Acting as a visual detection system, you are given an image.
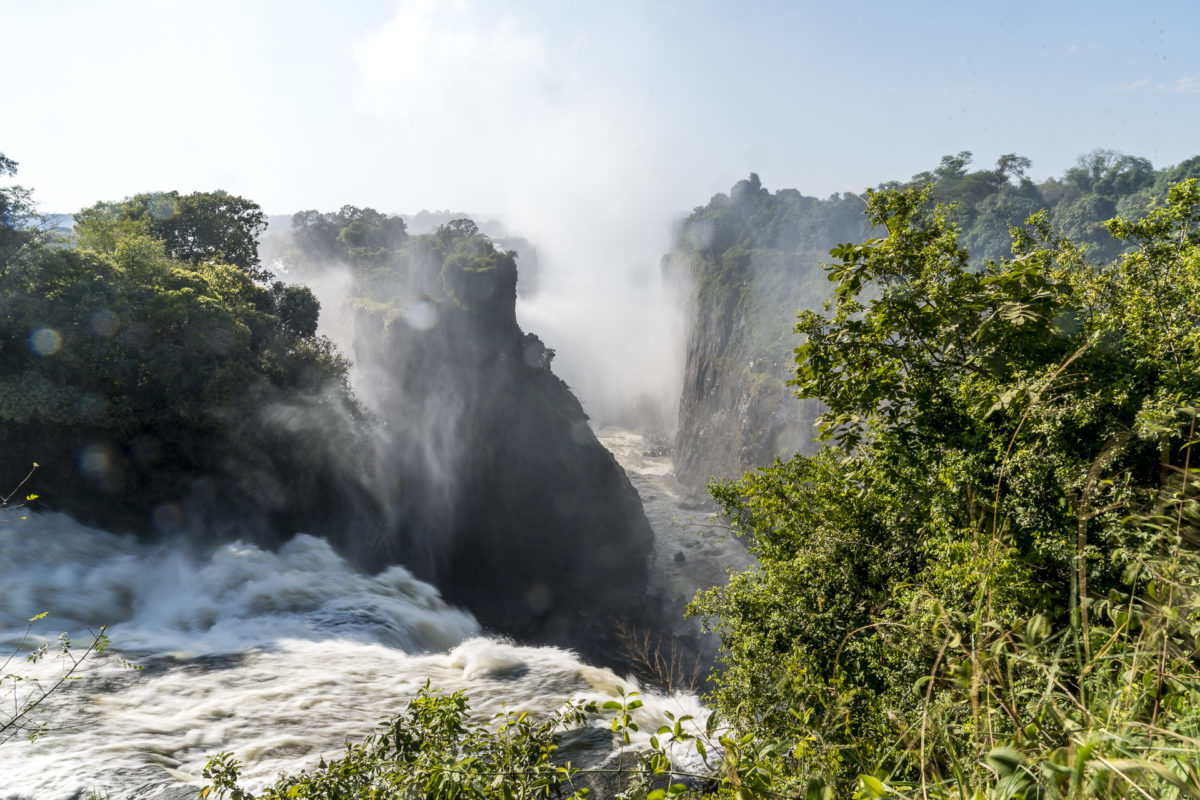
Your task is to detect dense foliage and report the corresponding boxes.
[671,150,1200,488]
[691,179,1200,795]
[278,206,522,314]
[0,153,353,530]
[75,190,270,278]
[0,153,45,270]
[202,685,599,800]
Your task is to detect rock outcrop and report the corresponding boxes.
[5,215,657,664]
[346,232,655,657]
[669,175,874,489]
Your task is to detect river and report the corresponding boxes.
[0,429,746,799]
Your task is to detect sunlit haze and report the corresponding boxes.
[5,0,1198,214]
[5,0,1199,419]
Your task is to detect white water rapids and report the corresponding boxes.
[0,431,746,799]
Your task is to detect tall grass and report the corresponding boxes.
[841,409,1200,800]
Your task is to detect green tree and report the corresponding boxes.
[693,181,1200,785]
[286,206,409,271]
[75,190,268,279]
[1,201,350,529]
[0,152,47,274]
[158,190,267,276]
[202,685,599,800]
[268,281,321,338]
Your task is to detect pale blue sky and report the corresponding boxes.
[4,0,1199,419]
[3,0,1198,218]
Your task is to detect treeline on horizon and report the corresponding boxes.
[682,148,1200,262]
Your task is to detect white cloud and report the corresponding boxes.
[347,0,688,424]
[1114,78,1152,91]
[352,0,554,127]
[1113,76,1200,93]
[1165,76,1200,93]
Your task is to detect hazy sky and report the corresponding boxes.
[4,0,1199,218]
[4,0,1199,422]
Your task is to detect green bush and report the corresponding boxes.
[689,181,1200,796]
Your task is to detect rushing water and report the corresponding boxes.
[0,431,738,799]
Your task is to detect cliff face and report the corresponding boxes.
[341,232,656,658]
[670,176,874,489]
[9,214,657,662]
[671,251,819,489]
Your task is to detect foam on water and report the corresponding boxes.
[0,512,710,799]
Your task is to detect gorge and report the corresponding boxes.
[5,147,1200,799]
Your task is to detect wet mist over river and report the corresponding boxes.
[0,431,741,799]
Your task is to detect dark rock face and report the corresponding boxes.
[342,241,656,660]
[0,407,384,550]
[671,253,820,490]
[668,176,874,490]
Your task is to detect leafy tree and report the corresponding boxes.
[0,152,47,274]
[1064,149,1155,199]
[285,205,408,271]
[268,281,320,338]
[74,190,269,279]
[961,186,1042,262]
[2,188,351,531]
[992,153,1033,186]
[202,685,600,800]
[692,181,1200,786]
[437,217,480,243]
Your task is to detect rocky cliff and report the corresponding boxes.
[670,175,873,489]
[5,211,657,663]
[344,227,656,656]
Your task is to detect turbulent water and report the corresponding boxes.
[0,431,737,800]
[597,429,752,643]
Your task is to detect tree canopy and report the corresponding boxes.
[0,152,47,272]
[692,179,1200,790]
[75,190,269,279]
[1,168,350,531]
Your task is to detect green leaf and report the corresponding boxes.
[986,746,1025,777]
[857,774,888,798]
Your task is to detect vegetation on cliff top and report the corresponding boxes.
[0,155,352,531]
[671,150,1200,487]
[689,178,1200,796]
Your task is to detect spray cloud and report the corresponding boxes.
[351,0,689,428]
